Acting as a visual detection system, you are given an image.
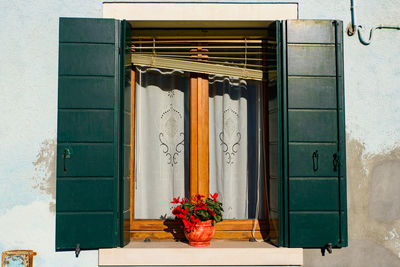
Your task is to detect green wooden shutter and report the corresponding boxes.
[279,20,347,248]
[265,21,281,247]
[56,18,122,250]
[119,20,132,247]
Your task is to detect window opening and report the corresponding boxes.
[127,28,278,242]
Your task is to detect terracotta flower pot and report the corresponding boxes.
[184,220,215,247]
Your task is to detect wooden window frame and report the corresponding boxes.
[129,34,271,241]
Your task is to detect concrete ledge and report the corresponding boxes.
[99,241,303,266]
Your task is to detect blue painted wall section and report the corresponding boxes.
[0,0,400,266]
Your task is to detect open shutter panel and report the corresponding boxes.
[280,20,347,248]
[265,21,281,247]
[120,20,132,247]
[56,18,121,250]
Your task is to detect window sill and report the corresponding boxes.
[98,240,303,266]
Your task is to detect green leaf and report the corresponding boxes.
[214,214,222,223]
[197,210,210,220]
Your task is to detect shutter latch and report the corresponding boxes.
[312,150,319,172]
[63,147,72,172]
[75,243,80,258]
[333,153,340,172]
[321,243,333,256]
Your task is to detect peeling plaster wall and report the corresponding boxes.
[304,136,400,266]
[0,0,400,266]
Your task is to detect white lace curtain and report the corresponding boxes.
[134,67,264,220]
[134,66,189,219]
[209,76,265,219]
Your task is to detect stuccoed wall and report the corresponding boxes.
[0,0,399,266]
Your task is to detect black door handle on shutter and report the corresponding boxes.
[333,153,339,172]
[63,147,72,172]
[312,150,319,172]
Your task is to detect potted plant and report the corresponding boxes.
[171,193,223,247]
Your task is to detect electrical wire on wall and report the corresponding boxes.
[347,0,400,45]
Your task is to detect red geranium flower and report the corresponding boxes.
[171,197,181,204]
[172,205,183,215]
[190,215,200,224]
[194,202,207,211]
[183,207,189,216]
[210,193,218,201]
[171,192,223,230]
[182,218,196,232]
[173,206,190,219]
[208,208,216,215]
[195,194,205,201]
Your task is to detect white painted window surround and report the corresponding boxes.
[100,2,301,266]
[103,2,298,24]
[98,241,303,266]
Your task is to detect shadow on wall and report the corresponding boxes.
[304,134,400,267]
